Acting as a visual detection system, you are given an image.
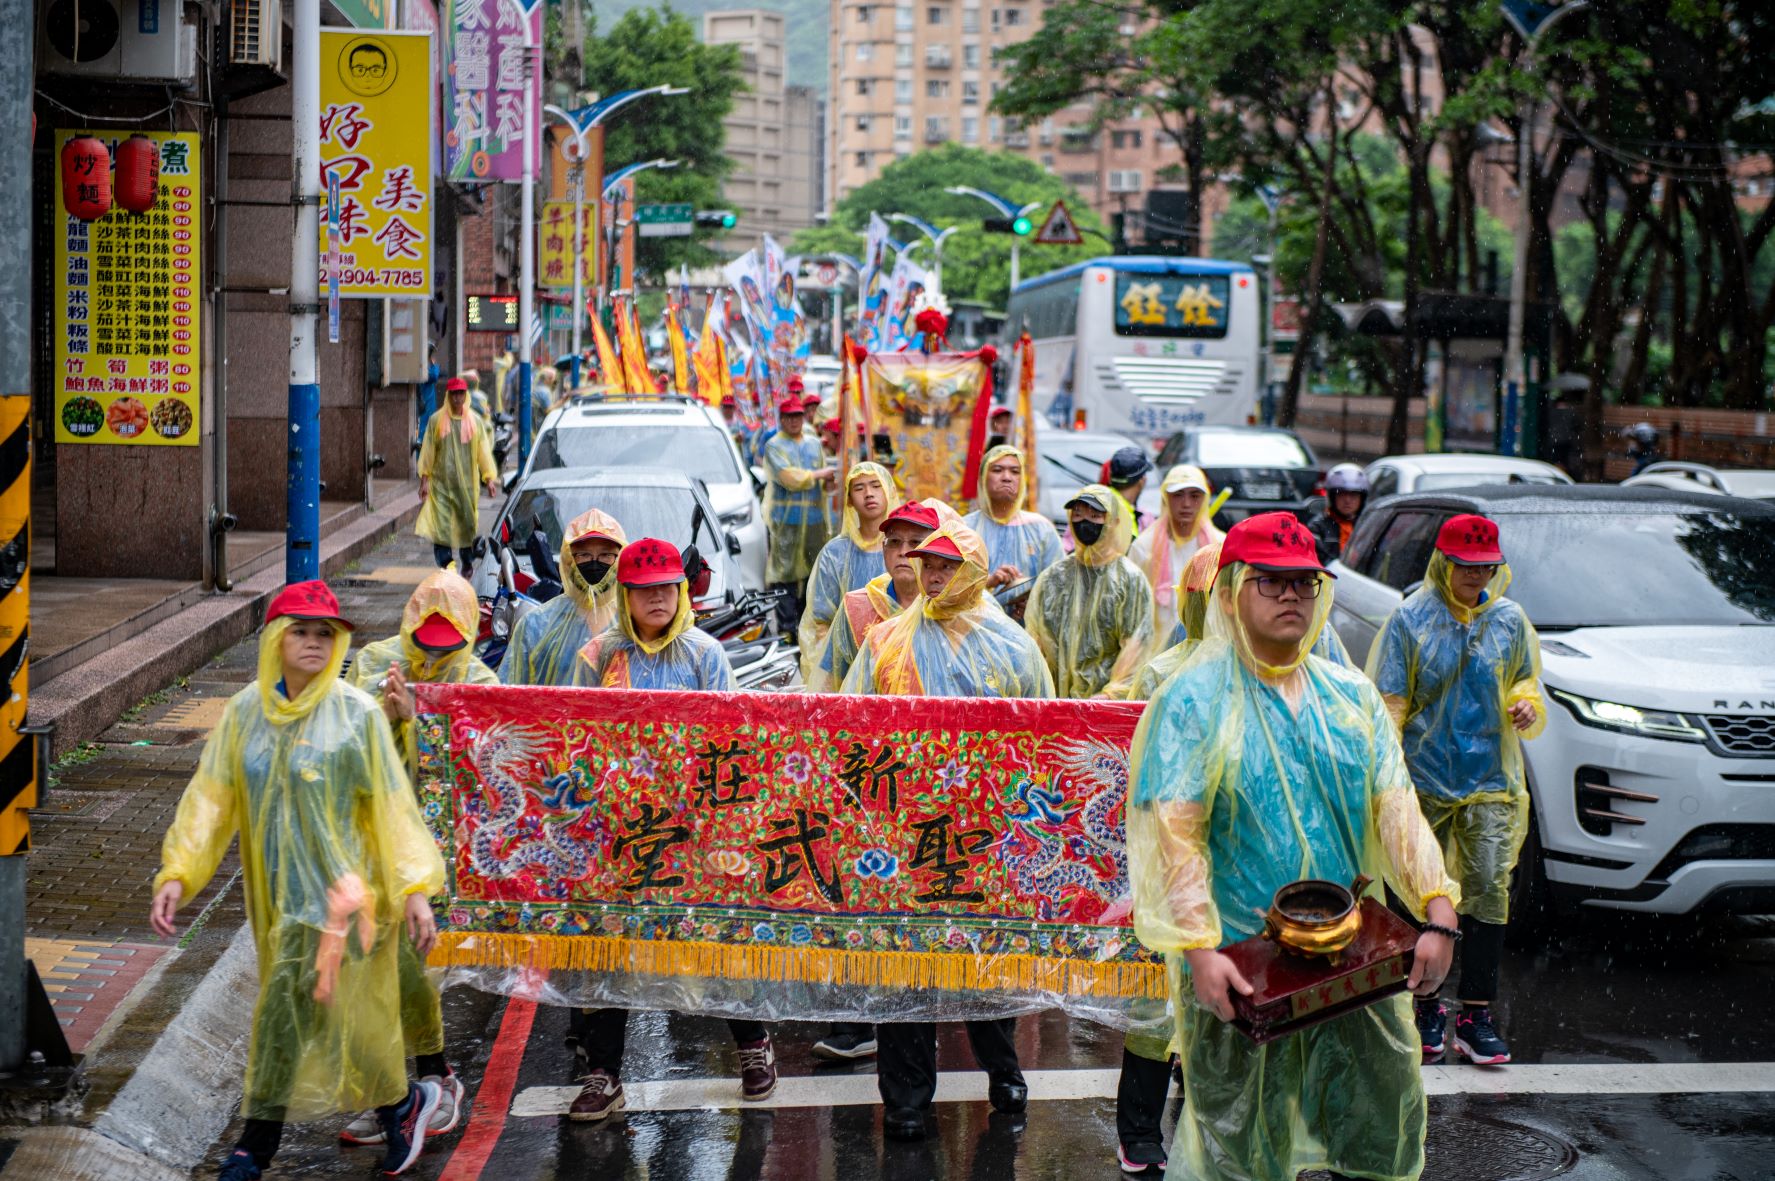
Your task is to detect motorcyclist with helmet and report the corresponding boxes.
[1308,463,1370,562]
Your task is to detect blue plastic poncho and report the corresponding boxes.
[575,582,736,691]
[809,572,903,693]
[842,520,1054,699]
[961,445,1065,608]
[762,425,832,584]
[500,508,629,687]
[1025,485,1154,699]
[1367,552,1546,925]
[797,462,898,679]
[1127,561,1458,1181]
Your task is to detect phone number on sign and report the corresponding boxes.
[320,266,427,289]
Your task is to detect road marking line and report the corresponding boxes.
[438,998,537,1181]
[507,1061,1775,1118]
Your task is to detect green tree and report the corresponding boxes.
[791,144,1105,310]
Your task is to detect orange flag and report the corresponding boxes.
[665,301,693,397]
[691,294,725,404]
[590,312,623,392]
[1017,332,1039,508]
[615,297,653,393]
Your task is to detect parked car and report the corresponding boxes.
[1033,422,1162,535]
[521,393,766,589]
[1327,485,1775,920]
[1364,453,1574,498]
[1155,425,1321,525]
[1623,461,1775,500]
[472,467,746,614]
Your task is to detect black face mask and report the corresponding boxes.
[1072,519,1105,547]
[576,558,612,587]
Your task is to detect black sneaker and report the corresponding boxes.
[1118,1139,1167,1174]
[811,1027,878,1061]
[379,1080,442,1175]
[1416,998,1447,1063]
[1455,1005,1512,1065]
[217,1150,261,1181]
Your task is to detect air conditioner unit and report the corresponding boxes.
[38,0,196,83]
[229,0,282,68]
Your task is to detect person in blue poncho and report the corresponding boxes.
[797,461,899,681]
[961,444,1064,612]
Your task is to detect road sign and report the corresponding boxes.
[635,203,694,238]
[1033,200,1084,246]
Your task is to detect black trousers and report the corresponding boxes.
[235,1089,412,1169]
[1115,1047,1173,1147]
[432,544,474,572]
[876,1019,1022,1114]
[1456,919,1507,1003]
[567,1008,767,1075]
[769,580,804,633]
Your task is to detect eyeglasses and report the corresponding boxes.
[1457,563,1500,576]
[1253,575,1322,599]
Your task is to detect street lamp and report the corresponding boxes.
[945,185,1042,291]
[808,253,863,353]
[886,213,958,294]
[545,87,689,390]
[600,158,682,310]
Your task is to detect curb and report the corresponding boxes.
[30,491,422,761]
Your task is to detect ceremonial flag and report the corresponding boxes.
[590,310,623,392]
[1017,331,1039,507]
[615,296,654,393]
[665,300,693,397]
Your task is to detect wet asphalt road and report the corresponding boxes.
[214,911,1775,1181]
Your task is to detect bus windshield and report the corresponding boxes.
[1113,272,1232,339]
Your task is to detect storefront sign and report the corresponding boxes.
[442,0,542,181]
[538,200,596,290]
[53,131,200,447]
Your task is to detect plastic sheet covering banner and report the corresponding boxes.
[415,684,1163,1023]
[862,351,994,507]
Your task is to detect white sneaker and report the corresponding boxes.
[339,1071,463,1144]
[340,1110,385,1146]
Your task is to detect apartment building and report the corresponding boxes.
[706,10,825,253]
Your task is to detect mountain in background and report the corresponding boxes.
[597,0,830,92]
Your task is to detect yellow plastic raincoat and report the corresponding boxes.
[797,462,899,679]
[1367,553,1546,926]
[960,445,1066,608]
[809,572,904,692]
[575,581,736,690]
[762,425,832,584]
[154,618,446,1121]
[415,404,498,550]
[1127,561,1458,1181]
[1025,485,1154,699]
[500,509,629,686]
[842,521,1054,699]
[1127,466,1224,652]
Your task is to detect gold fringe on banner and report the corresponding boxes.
[430,932,1167,1000]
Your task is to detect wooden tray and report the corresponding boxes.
[1221,898,1418,1044]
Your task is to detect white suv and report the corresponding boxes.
[522,395,766,589]
[1328,485,1775,920]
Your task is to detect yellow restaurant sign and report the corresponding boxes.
[539,200,596,291]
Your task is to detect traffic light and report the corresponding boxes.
[982,215,1033,236]
[696,209,738,229]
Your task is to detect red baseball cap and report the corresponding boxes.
[786,375,806,394]
[412,611,468,651]
[1218,512,1334,578]
[265,580,355,630]
[778,395,808,416]
[617,538,687,588]
[883,502,941,532]
[989,405,1013,419]
[720,394,737,408]
[444,376,468,392]
[907,533,965,562]
[1436,513,1504,565]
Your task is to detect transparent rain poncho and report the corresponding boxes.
[575,582,736,690]
[1126,562,1458,1181]
[797,462,899,679]
[154,618,446,1121]
[842,520,1055,699]
[1025,485,1154,699]
[1367,553,1546,926]
[808,571,903,693]
[960,445,1066,607]
[762,425,832,584]
[414,404,498,550]
[1128,466,1225,654]
[500,509,628,687]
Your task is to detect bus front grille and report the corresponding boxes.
[1099,357,1246,402]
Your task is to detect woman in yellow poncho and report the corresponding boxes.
[1127,514,1459,1181]
[1127,465,1224,653]
[500,509,628,687]
[796,461,899,681]
[415,377,500,573]
[150,582,448,1179]
[1025,484,1154,699]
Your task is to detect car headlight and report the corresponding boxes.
[719,506,754,530]
[1549,688,1707,743]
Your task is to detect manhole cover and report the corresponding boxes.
[1301,1113,1576,1181]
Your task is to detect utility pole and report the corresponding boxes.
[286,0,322,581]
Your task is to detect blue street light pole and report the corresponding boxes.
[886,213,957,295]
[599,158,682,315]
[945,185,1042,292]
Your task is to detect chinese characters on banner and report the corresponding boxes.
[318,30,433,298]
[538,201,596,290]
[415,684,1163,1021]
[1113,271,1232,337]
[54,132,201,447]
[442,0,542,181]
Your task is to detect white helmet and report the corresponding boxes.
[1325,463,1369,493]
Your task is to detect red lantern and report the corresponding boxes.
[114,135,159,214]
[61,136,111,222]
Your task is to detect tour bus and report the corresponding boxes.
[1004,256,1261,440]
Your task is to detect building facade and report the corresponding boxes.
[705,10,824,254]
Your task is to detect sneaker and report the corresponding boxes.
[1455,1006,1512,1065]
[378,1080,442,1176]
[217,1149,261,1181]
[567,1069,627,1122]
[737,1036,778,1101]
[340,1109,386,1146]
[1118,1140,1168,1175]
[422,1070,465,1135]
[1416,998,1447,1063]
[811,1028,879,1062]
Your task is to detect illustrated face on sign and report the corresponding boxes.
[340,38,397,98]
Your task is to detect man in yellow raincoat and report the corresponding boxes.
[841,519,1050,1140]
[1026,485,1154,699]
[807,500,940,693]
[499,509,627,686]
[563,539,779,1120]
[150,582,448,1180]
[961,445,1064,611]
[1128,514,1460,1181]
[1367,513,1545,1068]
[333,568,497,1147]
[1128,465,1224,651]
[762,395,836,628]
[416,377,501,573]
[797,461,899,680]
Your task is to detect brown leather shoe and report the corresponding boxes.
[567,1069,626,1122]
[737,1037,778,1101]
